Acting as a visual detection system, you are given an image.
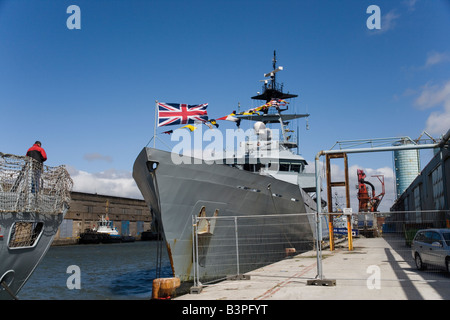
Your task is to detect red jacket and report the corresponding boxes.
[27,144,47,163]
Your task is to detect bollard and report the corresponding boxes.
[285,248,296,258]
[152,277,181,299]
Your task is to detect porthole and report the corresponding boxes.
[146,161,159,172]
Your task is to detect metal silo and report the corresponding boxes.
[393,138,421,198]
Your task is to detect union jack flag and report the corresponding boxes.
[157,102,208,127]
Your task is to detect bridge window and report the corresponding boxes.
[279,161,303,173]
[243,163,261,172]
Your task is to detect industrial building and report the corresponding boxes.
[390,131,450,226]
[53,191,152,245]
[392,137,421,198]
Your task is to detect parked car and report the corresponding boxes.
[411,229,450,272]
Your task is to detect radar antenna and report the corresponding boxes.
[252,50,296,102]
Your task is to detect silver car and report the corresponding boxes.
[411,228,450,272]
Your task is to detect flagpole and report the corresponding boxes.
[154,100,158,148]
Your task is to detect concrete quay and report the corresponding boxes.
[176,236,450,300]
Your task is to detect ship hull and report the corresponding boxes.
[133,148,317,282]
[0,209,67,299]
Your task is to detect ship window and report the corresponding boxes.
[279,162,290,172]
[243,163,261,172]
[279,161,303,173]
[8,221,44,249]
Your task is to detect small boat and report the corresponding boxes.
[78,228,101,244]
[94,214,122,243]
[79,214,138,244]
[79,201,124,244]
[121,235,136,243]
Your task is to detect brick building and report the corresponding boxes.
[53,191,152,245]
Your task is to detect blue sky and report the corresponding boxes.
[1,0,449,210]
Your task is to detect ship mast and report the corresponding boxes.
[251,50,298,103]
[244,51,308,150]
[271,50,278,92]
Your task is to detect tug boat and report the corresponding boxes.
[79,214,123,244]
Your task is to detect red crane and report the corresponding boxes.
[357,169,385,212]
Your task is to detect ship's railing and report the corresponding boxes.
[0,152,73,214]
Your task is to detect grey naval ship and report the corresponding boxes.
[133,54,321,283]
[0,153,72,299]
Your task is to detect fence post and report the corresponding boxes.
[195,216,200,285]
[191,215,196,286]
[314,154,323,280]
[234,216,240,276]
[190,215,203,294]
[307,152,336,286]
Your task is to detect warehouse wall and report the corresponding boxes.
[53,191,152,245]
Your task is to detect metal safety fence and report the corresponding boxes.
[368,210,450,269]
[325,210,450,253]
[317,209,450,295]
[191,212,318,288]
[191,209,450,297]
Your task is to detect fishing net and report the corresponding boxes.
[0,152,73,214]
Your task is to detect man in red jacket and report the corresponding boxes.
[26,141,47,193]
[26,141,47,163]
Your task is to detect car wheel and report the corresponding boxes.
[415,253,425,271]
[446,259,450,273]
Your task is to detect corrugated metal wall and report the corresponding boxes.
[59,219,73,238]
[137,221,144,236]
[121,220,130,236]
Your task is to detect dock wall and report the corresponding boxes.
[52,191,152,245]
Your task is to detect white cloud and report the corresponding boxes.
[424,111,450,137]
[403,0,418,12]
[369,10,400,35]
[403,51,450,74]
[425,51,450,68]
[67,166,143,199]
[414,80,450,136]
[382,10,400,32]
